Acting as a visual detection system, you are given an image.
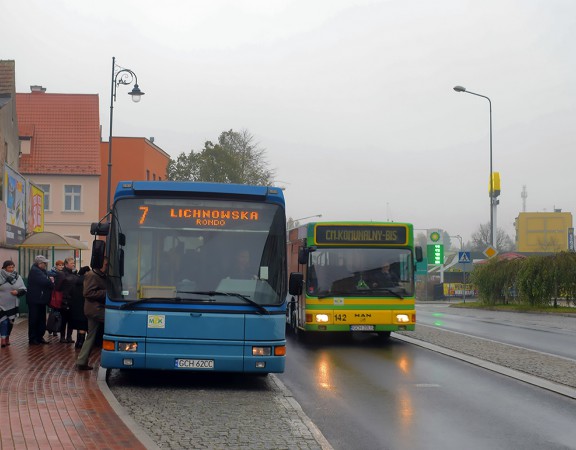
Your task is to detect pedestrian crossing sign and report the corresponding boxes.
[458,251,471,263]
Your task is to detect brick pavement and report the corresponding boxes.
[0,319,147,450]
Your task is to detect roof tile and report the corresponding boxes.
[16,91,101,175]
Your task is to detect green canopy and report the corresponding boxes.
[17,231,89,250]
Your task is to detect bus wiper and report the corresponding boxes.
[317,290,348,299]
[317,289,404,299]
[370,288,404,299]
[204,291,269,315]
[119,296,212,309]
[119,298,166,309]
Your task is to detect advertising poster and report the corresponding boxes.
[4,165,26,244]
[28,182,44,234]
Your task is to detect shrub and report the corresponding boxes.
[473,252,576,307]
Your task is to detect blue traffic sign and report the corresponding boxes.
[458,251,471,263]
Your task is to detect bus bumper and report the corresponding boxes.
[100,337,286,373]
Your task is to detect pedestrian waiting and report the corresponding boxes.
[59,257,90,348]
[77,257,108,371]
[26,255,54,345]
[48,260,65,337]
[0,260,27,347]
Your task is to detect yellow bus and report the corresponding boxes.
[287,222,422,340]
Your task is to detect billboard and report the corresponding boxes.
[28,182,44,234]
[4,165,26,244]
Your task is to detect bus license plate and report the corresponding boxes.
[350,325,374,331]
[175,359,214,369]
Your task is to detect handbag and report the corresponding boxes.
[46,310,62,333]
[49,289,63,309]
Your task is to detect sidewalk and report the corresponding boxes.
[0,319,147,450]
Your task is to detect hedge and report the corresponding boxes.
[470,252,576,307]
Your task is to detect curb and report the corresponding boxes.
[393,333,576,400]
[270,374,334,450]
[97,368,161,450]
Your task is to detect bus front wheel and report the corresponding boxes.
[291,310,300,336]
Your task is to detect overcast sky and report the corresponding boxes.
[2,0,575,244]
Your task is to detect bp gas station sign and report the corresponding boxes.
[427,229,444,265]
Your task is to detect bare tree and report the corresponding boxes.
[470,223,514,252]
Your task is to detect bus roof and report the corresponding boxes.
[114,181,285,207]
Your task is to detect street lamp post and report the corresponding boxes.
[107,56,145,215]
[453,85,494,246]
[289,214,323,230]
[293,214,323,222]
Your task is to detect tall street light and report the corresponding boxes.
[289,214,322,230]
[107,56,145,214]
[294,214,323,222]
[453,85,494,246]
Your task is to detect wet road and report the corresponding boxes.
[277,332,576,450]
[416,303,576,360]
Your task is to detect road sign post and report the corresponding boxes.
[458,251,471,302]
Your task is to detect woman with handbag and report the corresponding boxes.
[0,260,27,347]
[48,260,64,337]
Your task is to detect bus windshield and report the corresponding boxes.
[306,247,414,297]
[108,197,286,306]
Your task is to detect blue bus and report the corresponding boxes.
[90,181,287,373]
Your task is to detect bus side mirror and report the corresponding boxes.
[298,248,308,265]
[297,246,316,265]
[289,272,303,296]
[415,246,423,262]
[91,239,106,269]
[90,222,109,236]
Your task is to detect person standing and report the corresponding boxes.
[60,257,90,348]
[48,260,65,337]
[0,260,27,347]
[77,257,108,371]
[26,255,54,345]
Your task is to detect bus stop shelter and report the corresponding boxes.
[16,232,89,314]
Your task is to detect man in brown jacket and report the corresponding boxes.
[76,257,108,371]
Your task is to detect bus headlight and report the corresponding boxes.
[118,342,138,352]
[315,314,329,323]
[396,314,410,323]
[252,346,272,356]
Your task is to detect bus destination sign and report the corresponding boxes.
[137,205,260,228]
[314,225,407,245]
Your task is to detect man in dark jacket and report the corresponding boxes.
[77,257,108,370]
[26,255,54,345]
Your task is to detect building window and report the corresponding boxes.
[153,173,156,180]
[146,170,150,180]
[64,185,81,211]
[37,184,50,210]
